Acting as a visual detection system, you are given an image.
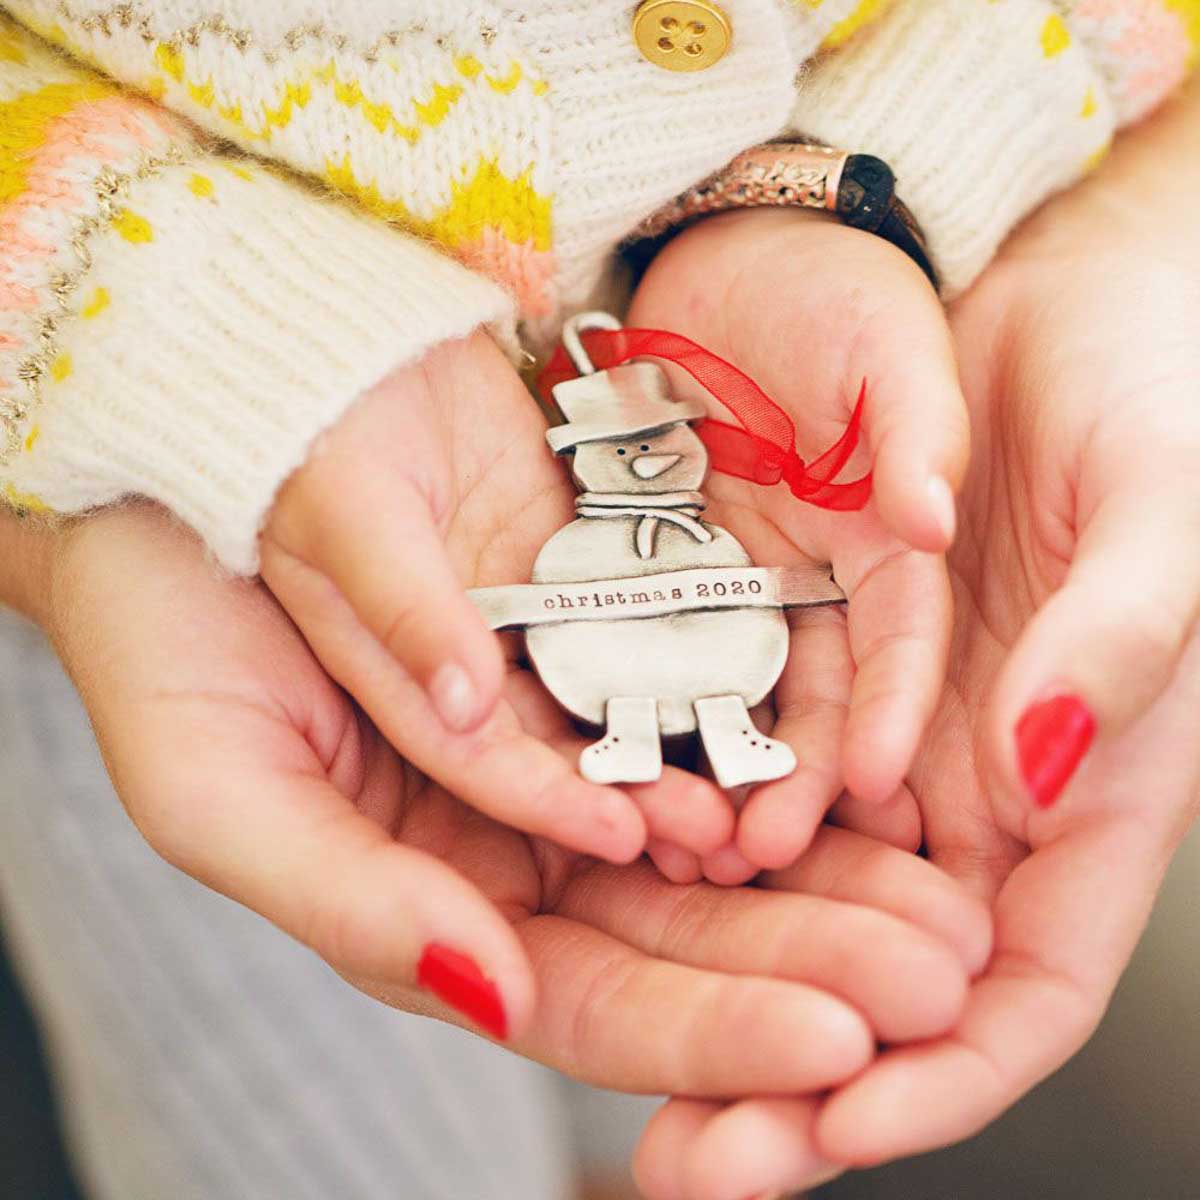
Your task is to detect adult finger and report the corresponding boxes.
[764,824,993,975]
[987,479,1200,813]
[635,1096,841,1200]
[96,697,537,1042]
[814,815,1169,1164]
[514,913,873,1096]
[560,850,973,1042]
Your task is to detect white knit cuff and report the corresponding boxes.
[10,161,516,574]
[790,0,1117,296]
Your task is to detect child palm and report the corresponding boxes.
[261,330,735,865]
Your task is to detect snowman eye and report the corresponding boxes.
[616,448,626,456]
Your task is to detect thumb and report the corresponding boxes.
[630,208,969,553]
[988,479,1200,814]
[263,367,505,735]
[855,274,970,553]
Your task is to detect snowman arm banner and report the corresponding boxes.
[539,328,872,511]
[468,565,845,632]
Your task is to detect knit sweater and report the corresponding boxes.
[0,1,1194,573]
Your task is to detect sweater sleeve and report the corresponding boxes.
[0,13,515,573]
[790,0,1198,296]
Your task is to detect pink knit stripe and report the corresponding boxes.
[462,228,557,318]
[0,279,37,309]
[1073,0,1191,119]
[0,95,179,308]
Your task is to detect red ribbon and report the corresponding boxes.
[539,328,871,511]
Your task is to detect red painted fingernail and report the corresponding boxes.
[1016,694,1095,807]
[417,943,508,1040]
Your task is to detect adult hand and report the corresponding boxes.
[26,502,989,1101]
[633,76,1200,1198]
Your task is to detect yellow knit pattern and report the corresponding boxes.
[820,0,895,50]
[0,77,113,201]
[1165,0,1200,63]
[325,153,552,255]
[8,3,558,309]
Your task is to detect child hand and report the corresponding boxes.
[627,207,970,882]
[259,330,737,865]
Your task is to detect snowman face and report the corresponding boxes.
[570,423,708,494]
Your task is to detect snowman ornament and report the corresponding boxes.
[470,312,848,789]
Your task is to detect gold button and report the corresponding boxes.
[633,0,731,72]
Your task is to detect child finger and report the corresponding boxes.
[646,838,705,883]
[538,707,733,858]
[264,471,505,736]
[263,549,647,862]
[630,768,736,857]
[700,841,761,886]
[839,544,953,803]
[853,286,969,553]
[735,605,851,869]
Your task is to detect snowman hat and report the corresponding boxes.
[546,361,707,454]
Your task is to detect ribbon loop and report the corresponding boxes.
[540,328,871,512]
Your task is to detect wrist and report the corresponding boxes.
[627,141,936,288]
[0,509,59,627]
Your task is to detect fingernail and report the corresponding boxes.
[927,475,957,544]
[1016,694,1095,807]
[429,663,479,733]
[417,943,508,1039]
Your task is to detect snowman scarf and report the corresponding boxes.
[541,328,872,512]
[574,489,712,559]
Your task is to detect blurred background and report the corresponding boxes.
[3,820,1198,1199]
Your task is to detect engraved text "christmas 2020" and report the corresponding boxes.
[542,571,763,614]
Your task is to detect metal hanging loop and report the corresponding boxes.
[561,310,623,376]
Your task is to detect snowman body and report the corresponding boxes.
[507,353,801,788]
[528,516,788,736]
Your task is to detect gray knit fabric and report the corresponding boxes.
[0,608,599,1200]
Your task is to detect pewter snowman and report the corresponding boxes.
[470,313,845,789]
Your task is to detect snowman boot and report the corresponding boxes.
[694,695,796,789]
[580,697,663,784]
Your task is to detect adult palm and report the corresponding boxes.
[815,197,1200,1162]
[633,82,1200,1195]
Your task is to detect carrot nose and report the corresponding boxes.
[632,453,680,479]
